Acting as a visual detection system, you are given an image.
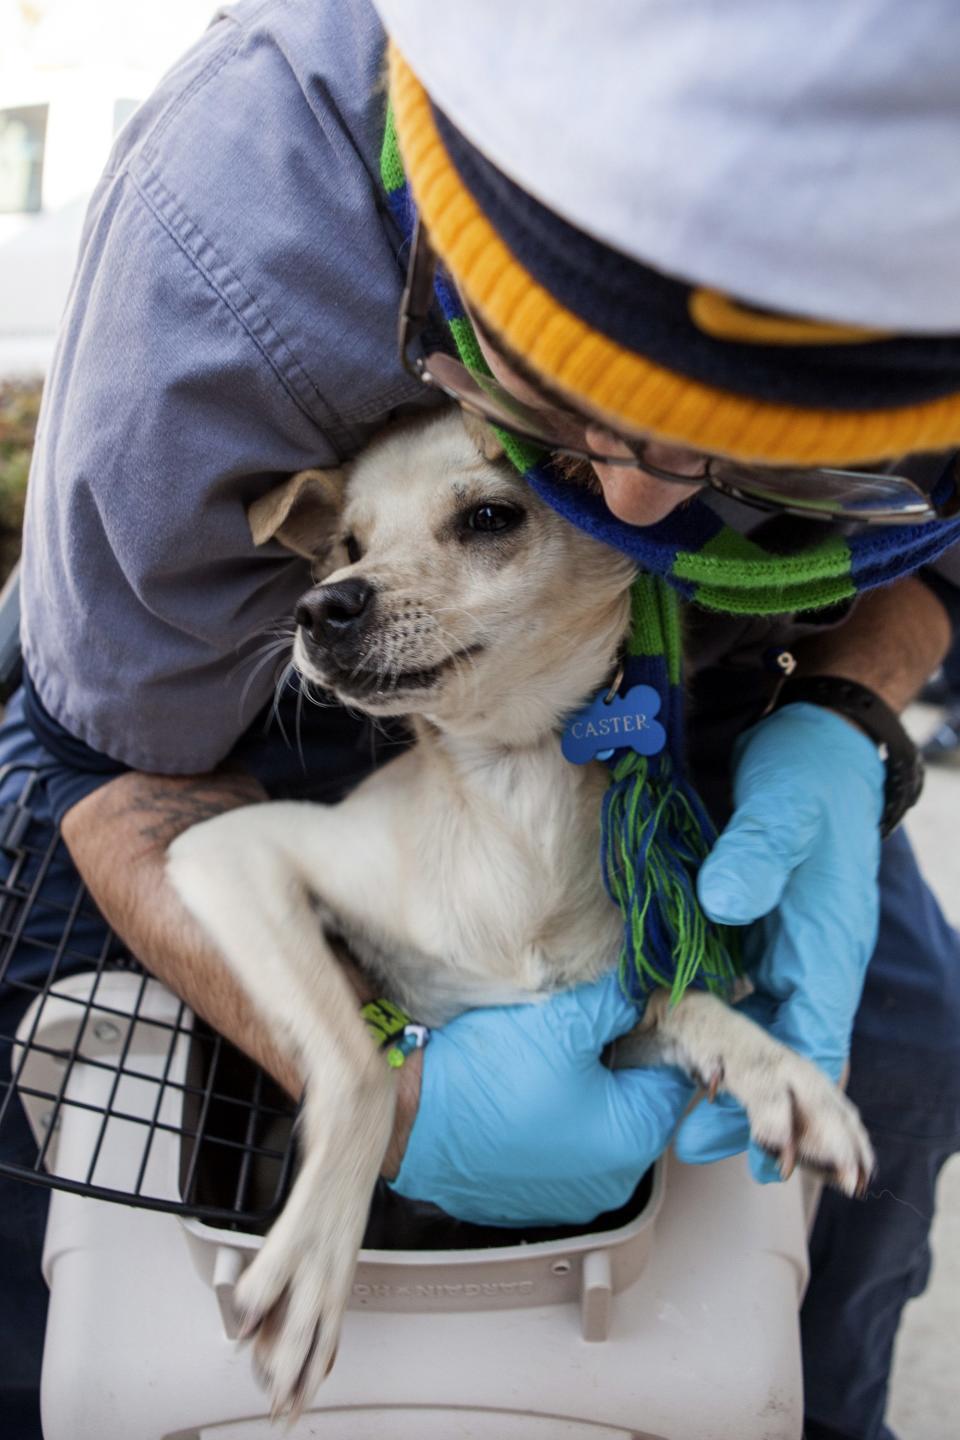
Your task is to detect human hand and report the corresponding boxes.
[676,702,884,1183]
[389,971,693,1226]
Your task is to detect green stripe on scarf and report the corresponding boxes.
[381,105,405,193]
[676,528,856,614]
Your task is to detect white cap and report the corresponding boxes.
[375,0,960,333]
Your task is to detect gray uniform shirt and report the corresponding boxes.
[22,0,430,772]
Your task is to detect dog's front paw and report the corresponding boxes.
[722,1046,875,1197]
[235,1184,359,1420]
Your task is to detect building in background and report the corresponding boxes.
[0,0,215,377]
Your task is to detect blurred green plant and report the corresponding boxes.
[0,379,42,583]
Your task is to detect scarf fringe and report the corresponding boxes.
[601,747,740,1007]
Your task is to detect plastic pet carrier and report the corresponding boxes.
[0,764,810,1440]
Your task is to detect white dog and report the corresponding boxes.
[167,409,874,1416]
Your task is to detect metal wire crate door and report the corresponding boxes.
[0,765,297,1227]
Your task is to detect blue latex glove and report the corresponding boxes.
[675,701,885,1183]
[391,972,693,1226]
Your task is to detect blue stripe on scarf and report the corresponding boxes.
[526,464,721,599]
[849,514,960,589]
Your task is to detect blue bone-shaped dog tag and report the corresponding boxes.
[561,683,667,765]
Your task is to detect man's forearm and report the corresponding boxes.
[61,770,306,1095]
[792,574,951,713]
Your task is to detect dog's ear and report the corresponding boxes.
[460,410,505,462]
[248,468,345,560]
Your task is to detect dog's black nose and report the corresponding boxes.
[296,579,375,643]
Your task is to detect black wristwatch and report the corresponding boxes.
[771,674,924,837]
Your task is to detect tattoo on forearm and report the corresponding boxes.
[114,773,264,849]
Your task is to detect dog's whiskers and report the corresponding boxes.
[229,621,299,721]
[431,626,483,686]
[228,621,296,673]
[231,616,297,655]
[298,677,337,710]
[294,679,307,771]
[238,641,297,719]
[266,660,298,747]
[231,635,293,680]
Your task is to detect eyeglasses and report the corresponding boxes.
[398,219,960,526]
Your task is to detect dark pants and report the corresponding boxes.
[942,631,960,694]
[802,829,960,1440]
[1,693,958,1440]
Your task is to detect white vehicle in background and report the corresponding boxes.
[0,0,214,379]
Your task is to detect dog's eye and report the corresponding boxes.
[344,534,362,564]
[465,503,524,535]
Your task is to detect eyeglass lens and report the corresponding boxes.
[709,463,932,519]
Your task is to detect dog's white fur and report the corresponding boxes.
[168,411,874,1416]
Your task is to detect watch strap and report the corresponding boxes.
[771,674,924,836]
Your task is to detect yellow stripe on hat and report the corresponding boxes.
[389,43,960,466]
[689,289,890,347]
